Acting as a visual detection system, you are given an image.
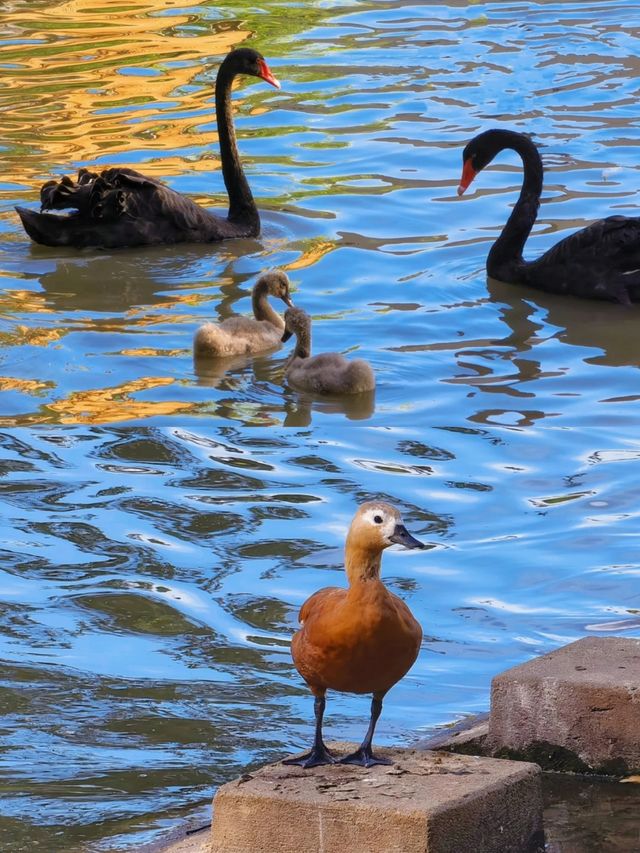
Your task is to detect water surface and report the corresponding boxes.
[1,1,640,850]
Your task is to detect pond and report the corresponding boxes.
[1,0,639,850]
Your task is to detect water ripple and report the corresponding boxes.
[1,0,640,850]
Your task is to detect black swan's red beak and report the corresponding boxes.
[258,59,281,89]
[457,158,477,196]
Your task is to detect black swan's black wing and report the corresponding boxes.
[40,167,100,215]
[526,215,640,303]
[539,215,640,269]
[16,167,251,249]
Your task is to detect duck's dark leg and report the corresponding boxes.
[283,694,336,768]
[340,693,392,768]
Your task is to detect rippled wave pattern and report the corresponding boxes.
[1,1,640,850]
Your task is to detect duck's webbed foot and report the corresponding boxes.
[339,745,392,768]
[283,743,336,769]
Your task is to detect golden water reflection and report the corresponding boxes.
[47,376,195,423]
[0,375,196,425]
[1,0,251,176]
[0,376,53,393]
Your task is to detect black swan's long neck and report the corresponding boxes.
[486,132,543,279]
[215,62,259,231]
[252,283,284,328]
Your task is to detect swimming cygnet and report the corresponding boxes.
[283,501,424,768]
[281,307,375,394]
[193,270,293,357]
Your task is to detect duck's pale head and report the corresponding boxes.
[349,501,425,552]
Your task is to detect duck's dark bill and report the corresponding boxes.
[390,525,425,549]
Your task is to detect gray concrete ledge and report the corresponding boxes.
[133,823,211,853]
[417,712,489,755]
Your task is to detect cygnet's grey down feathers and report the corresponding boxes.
[194,270,293,358]
[281,306,375,394]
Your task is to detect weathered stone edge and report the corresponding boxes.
[417,713,637,777]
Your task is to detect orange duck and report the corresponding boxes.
[284,501,424,769]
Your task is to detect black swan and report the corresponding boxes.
[16,48,280,249]
[457,129,640,304]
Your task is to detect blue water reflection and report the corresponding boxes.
[1,0,640,850]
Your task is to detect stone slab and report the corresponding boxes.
[135,823,211,853]
[488,637,640,774]
[418,713,489,754]
[211,744,544,853]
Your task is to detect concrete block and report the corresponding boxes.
[211,745,544,853]
[489,637,640,775]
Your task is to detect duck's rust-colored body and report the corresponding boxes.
[285,501,424,769]
[293,569,421,698]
